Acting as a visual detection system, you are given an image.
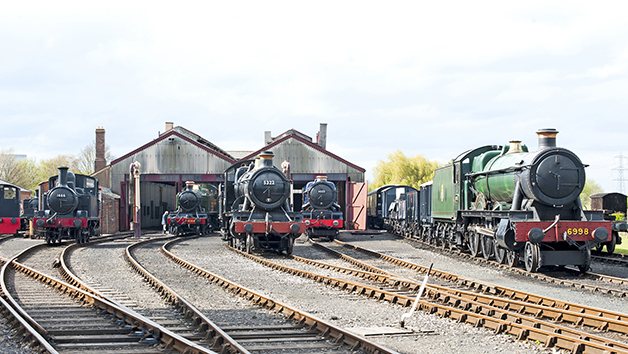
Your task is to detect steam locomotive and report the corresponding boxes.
[0,182,22,236]
[301,176,343,240]
[372,129,613,273]
[168,181,218,235]
[219,151,304,254]
[33,167,100,244]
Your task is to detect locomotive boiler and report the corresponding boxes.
[34,167,100,244]
[301,176,343,240]
[219,151,304,254]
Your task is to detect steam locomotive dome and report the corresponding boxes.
[245,168,290,210]
[178,190,200,212]
[521,147,585,206]
[48,186,78,214]
[307,180,336,209]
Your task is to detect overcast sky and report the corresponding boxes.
[1,2,627,192]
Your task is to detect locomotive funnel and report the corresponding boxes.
[186,181,194,191]
[58,167,69,186]
[260,151,274,167]
[537,128,558,150]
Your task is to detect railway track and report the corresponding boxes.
[393,231,628,297]
[217,238,628,354]
[158,236,400,354]
[0,239,217,353]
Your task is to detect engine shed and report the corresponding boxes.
[94,122,366,232]
[94,123,236,231]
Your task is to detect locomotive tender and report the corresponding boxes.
[0,182,22,236]
[374,129,613,273]
[301,175,343,240]
[34,167,100,244]
[168,181,218,235]
[219,151,304,254]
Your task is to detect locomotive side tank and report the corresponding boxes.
[221,151,304,254]
[34,167,100,244]
[302,176,343,240]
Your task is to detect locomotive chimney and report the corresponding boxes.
[165,122,174,132]
[259,150,274,167]
[318,123,327,150]
[537,128,558,150]
[264,131,272,145]
[58,167,69,187]
[186,181,194,191]
[95,127,106,172]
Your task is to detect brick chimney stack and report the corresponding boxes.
[95,127,106,172]
[318,123,327,150]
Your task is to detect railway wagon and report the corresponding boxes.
[219,151,304,254]
[0,182,21,236]
[33,167,100,244]
[301,175,343,241]
[590,192,627,253]
[367,185,415,230]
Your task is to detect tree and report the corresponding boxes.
[73,141,115,175]
[579,178,604,210]
[370,150,441,191]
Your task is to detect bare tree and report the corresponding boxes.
[73,141,115,175]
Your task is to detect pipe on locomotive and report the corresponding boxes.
[58,166,69,186]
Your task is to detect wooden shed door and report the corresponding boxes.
[347,182,367,230]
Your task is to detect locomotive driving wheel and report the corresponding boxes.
[468,231,481,258]
[481,235,494,261]
[494,244,507,264]
[524,242,541,273]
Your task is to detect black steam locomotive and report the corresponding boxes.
[168,181,218,235]
[371,129,613,273]
[219,151,304,254]
[34,167,100,244]
[301,176,343,240]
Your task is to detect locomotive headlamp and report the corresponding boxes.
[593,227,610,243]
[290,223,301,233]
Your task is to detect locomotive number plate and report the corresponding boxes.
[263,180,275,186]
[566,228,589,236]
[58,194,66,198]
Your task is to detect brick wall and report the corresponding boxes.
[100,195,119,235]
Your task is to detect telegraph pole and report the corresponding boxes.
[612,152,628,194]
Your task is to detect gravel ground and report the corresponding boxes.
[0,236,41,354]
[169,233,564,354]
